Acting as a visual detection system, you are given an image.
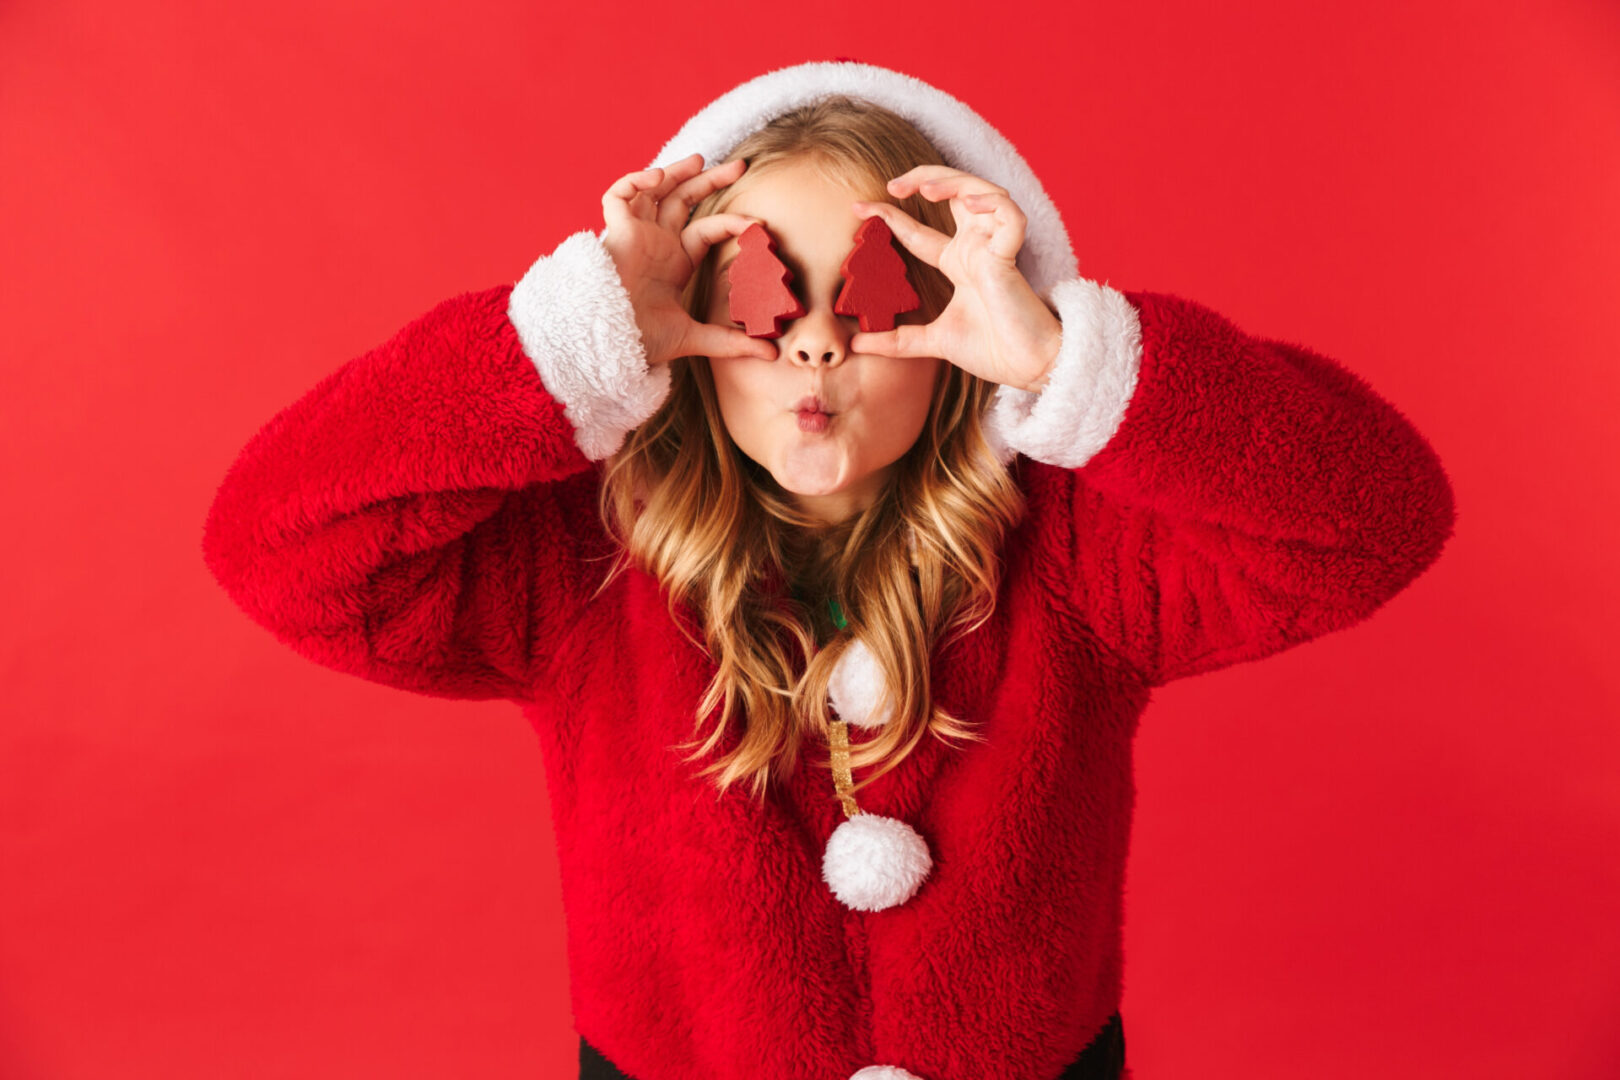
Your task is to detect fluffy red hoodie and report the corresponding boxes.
[203,207,1455,1077]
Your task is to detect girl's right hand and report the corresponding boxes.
[600,153,777,367]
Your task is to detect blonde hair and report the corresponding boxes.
[590,95,1027,804]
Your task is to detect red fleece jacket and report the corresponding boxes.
[202,237,1456,1080]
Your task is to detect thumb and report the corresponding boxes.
[683,320,778,362]
[851,322,932,359]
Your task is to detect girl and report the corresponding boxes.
[202,61,1456,1080]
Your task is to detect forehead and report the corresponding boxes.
[711,161,881,270]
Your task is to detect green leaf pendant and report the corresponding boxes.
[827,597,848,631]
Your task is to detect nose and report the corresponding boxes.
[780,304,851,368]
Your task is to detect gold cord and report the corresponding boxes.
[827,718,860,818]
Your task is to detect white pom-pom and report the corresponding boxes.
[849,1066,927,1080]
[829,637,892,730]
[822,812,932,911]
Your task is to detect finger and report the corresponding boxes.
[657,157,748,232]
[602,190,636,237]
[680,212,764,271]
[603,167,667,222]
[852,201,949,268]
[850,321,934,360]
[602,170,662,235]
[961,191,1028,262]
[907,173,1010,204]
[883,165,969,198]
[886,166,1006,201]
[645,153,709,206]
[604,156,714,236]
[603,167,662,202]
[682,320,778,361]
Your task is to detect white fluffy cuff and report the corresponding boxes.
[506,230,672,461]
[983,278,1142,469]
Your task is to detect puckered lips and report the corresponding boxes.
[793,394,834,415]
[793,394,835,433]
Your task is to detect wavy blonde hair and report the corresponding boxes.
[591,95,1027,804]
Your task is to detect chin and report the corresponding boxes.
[769,468,844,497]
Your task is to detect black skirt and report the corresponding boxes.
[579,1011,1125,1079]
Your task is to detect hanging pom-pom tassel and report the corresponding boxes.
[822,811,933,912]
[828,637,892,730]
[821,718,932,911]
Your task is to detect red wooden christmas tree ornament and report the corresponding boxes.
[834,216,920,332]
[727,222,807,339]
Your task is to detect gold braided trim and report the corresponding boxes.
[827,719,861,819]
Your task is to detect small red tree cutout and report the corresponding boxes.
[728,222,806,338]
[834,216,920,332]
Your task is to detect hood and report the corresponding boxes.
[630,59,1081,300]
[540,60,1136,472]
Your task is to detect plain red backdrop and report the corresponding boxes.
[2,0,1617,1076]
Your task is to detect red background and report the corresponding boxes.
[3,0,1617,1076]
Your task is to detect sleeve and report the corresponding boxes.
[984,278,1458,689]
[200,230,669,703]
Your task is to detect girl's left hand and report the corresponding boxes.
[851,166,1062,391]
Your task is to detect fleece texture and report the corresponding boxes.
[202,236,1456,1077]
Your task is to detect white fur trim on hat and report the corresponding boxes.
[986,277,1142,468]
[849,1067,928,1080]
[634,60,1080,301]
[828,637,892,730]
[507,230,671,461]
[822,812,932,911]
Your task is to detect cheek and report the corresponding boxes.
[862,358,941,437]
[707,360,770,438]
